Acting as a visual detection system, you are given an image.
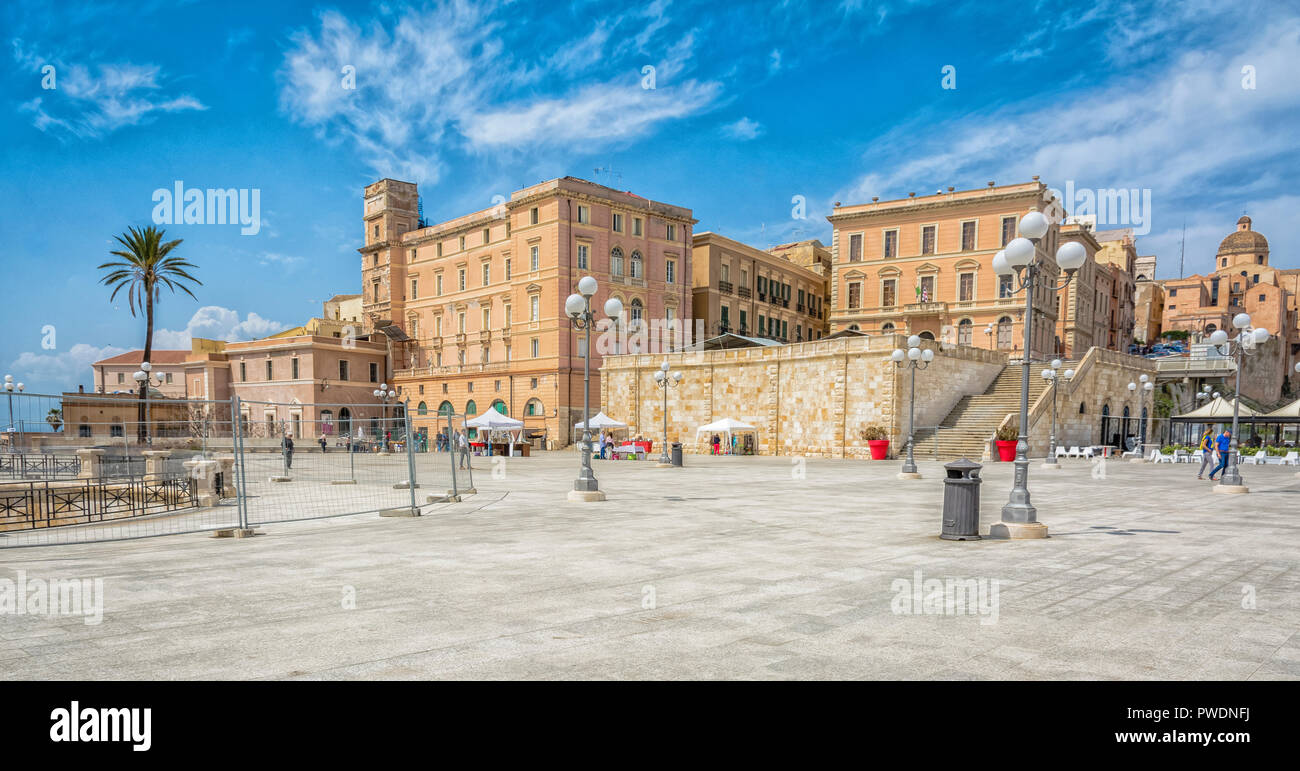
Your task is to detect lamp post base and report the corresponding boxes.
[1212,484,1249,495]
[1040,462,1061,470]
[567,489,607,502]
[656,462,674,468]
[988,520,1049,539]
[896,471,922,480]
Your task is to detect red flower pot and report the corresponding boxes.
[867,439,890,460]
[995,439,1017,462]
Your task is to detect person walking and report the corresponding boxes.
[319,436,327,453]
[281,433,295,470]
[1208,428,1232,481]
[1195,427,1215,480]
[598,430,607,460]
[457,429,471,470]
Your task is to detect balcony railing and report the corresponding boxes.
[718,280,733,294]
[737,286,752,298]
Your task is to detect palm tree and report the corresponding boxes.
[45,408,62,432]
[98,226,201,443]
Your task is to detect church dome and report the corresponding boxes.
[1217,216,1268,255]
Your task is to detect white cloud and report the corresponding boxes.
[721,117,763,141]
[8,343,127,391]
[10,41,206,140]
[153,306,287,348]
[278,4,720,182]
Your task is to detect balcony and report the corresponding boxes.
[718,280,733,294]
[902,301,948,316]
[737,286,752,299]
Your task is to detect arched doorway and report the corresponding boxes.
[338,407,352,436]
[997,316,1013,348]
[918,330,936,341]
[958,318,972,346]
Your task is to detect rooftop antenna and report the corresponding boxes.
[593,164,622,187]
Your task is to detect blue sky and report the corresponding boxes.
[2,0,1298,395]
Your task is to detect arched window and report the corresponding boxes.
[958,318,972,346]
[491,399,507,414]
[918,330,935,341]
[997,316,1013,348]
[338,407,352,436]
[465,400,477,417]
[630,250,643,279]
[611,247,624,276]
[417,401,428,415]
[1205,323,1217,335]
[437,401,453,416]
[880,322,893,332]
[629,298,644,329]
[525,398,543,416]
[1079,402,1086,414]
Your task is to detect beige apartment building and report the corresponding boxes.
[361,177,695,446]
[691,232,829,342]
[827,180,1066,358]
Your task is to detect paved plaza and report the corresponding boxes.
[2,452,1299,680]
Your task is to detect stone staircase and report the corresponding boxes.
[910,363,1055,460]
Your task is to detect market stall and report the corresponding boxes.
[695,417,759,455]
[466,409,528,456]
[572,411,628,454]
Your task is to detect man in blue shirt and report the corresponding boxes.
[1208,428,1233,480]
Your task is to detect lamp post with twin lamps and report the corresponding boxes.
[891,336,934,479]
[1207,313,1271,493]
[374,384,395,452]
[565,276,622,502]
[4,375,25,452]
[989,210,1088,538]
[1126,375,1154,460]
[653,362,683,467]
[1041,360,1074,469]
[132,362,164,447]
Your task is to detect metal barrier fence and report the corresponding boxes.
[0,392,477,548]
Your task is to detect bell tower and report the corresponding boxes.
[360,179,419,334]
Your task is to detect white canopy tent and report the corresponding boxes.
[572,411,629,449]
[695,417,759,455]
[1172,396,1259,421]
[465,409,526,448]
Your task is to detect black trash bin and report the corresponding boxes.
[671,442,683,467]
[941,458,982,541]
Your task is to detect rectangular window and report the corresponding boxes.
[369,362,378,383]
[530,295,540,321]
[482,263,490,286]
[482,227,490,244]
[436,274,443,296]
[883,230,898,259]
[437,242,443,257]
[291,358,299,379]
[530,338,539,358]
[482,307,491,330]
[666,259,676,284]
[739,309,747,331]
[998,275,1013,298]
[265,360,272,380]
[411,279,418,299]
[1001,216,1017,246]
[459,236,466,251]
[722,306,730,326]
[633,218,643,236]
[458,269,466,291]
[435,316,443,336]
[666,223,676,241]
[922,225,936,255]
[848,233,862,262]
[848,282,862,309]
[577,243,589,270]
[458,312,466,333]
[339,361,349,381]
[530,207,539,225]
[240,362,247,382]
[612,213,623,232]
[530,245,539,271]
[504,258,511,280]
[165,372,173,384]
[919,275,935,301]
[959,272,974,302]
[505,305,512,326]
[961,221,977,251]
[882,279,896,307]
[577,205,590,224]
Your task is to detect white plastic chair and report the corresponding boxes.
[1055,446,1069,459]
[1152,450,1171,463]
[1246,450,1267,465]
[1067,446,1082,458]
[1189,449,1204,464]
[1083,446,1096,458]
[1121,447,1142,459]
[1282,451,1299,466]
[1171,449,1187,463]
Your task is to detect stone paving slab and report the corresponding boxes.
[0,452,1297,680]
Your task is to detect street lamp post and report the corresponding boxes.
[565,276,622,502]
[653,361,683,467]
[989,211,1088,539]
[984,324,994,349]
[1126,375,1155,460]
[1041,360,1073,469]
[3,375,24,452]
[374,384,395,452]
[132,362,164,447]
[891,335,934,479]
[1208,313,1270,493]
